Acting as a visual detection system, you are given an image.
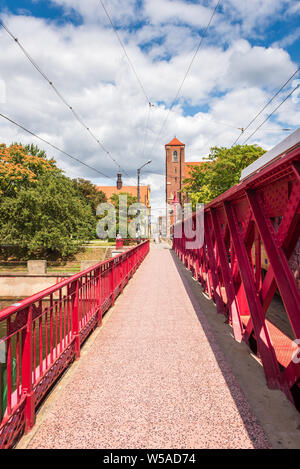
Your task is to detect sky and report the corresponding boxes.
[0,0,299,219]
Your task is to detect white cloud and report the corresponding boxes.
[0,1,299,217]
[143,0,214,28]
[223,0,295,35]
[272,26,300,48]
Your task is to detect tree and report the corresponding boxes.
[110,192,138,238]
[0,143,59,197]
[0,173,95,260]
[182,144,266,206]
[72,178,107,212]
[0,143,99,259]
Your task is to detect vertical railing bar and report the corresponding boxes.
[63,295,66,350]
[50,294,53,364]
[45,307,48,371]
[16,331,20,403]
[59,289,62,355]
[6,317,12,415]
[20,305,35,432]
[39,314,43,377]
[33,320,36,384]
[55,300,58,359]
[72,279,80,359]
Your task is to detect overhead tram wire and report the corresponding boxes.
[231,66,300,146]
[0,112,115,181]
[99,0,151,106]
[240,83,300,145]
[147,0,222,159]
[0,19,129,177]
[98,0,156,171]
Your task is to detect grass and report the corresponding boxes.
[0,246,111,274]
[84,240,116,246]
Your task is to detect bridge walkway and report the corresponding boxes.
[18,245,269,449]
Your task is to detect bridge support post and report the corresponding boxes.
[72,280,80,359]
[97,268,102,327]
[110,261,115,306]
[22,305,35,432]
[120,259,124,294]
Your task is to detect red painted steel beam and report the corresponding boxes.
[204,216,225,314]
[210,209,244,342]
[172,143,300,408]
[223,201,282,389]
[246,189,300,339]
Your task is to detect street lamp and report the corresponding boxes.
[137,160,152,243]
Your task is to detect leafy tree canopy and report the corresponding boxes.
[182,144,266,206]
[0,143,59,196]
[72,178,107,211]
[110,192,137,210]
[0,173,95,260]
[110,192,138,239]
[0,143,104,259]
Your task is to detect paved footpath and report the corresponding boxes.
[22,246,270,449]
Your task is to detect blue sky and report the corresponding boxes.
[0,0,82,24]
[2,0,300,58]
[0,0,299,214]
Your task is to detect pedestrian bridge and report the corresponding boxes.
[0,133,299,449]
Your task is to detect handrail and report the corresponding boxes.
[0,240,149,448]
[0,241,148,321]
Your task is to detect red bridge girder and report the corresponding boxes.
[173,144,300,408]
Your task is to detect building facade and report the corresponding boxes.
[165,137,202,230]
[96,185,151,238]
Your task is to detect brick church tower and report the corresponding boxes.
[164,137,203,235]
[165,137,185,206]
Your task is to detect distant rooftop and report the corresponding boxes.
[165,137,185,146]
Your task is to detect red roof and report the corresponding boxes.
[165,137,185,146]
[96,185,150,207]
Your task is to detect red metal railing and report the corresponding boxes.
[173,146,300,408]
[0,240,149,448]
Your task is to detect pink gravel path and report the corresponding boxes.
[25,247,269,449]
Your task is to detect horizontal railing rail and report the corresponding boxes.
[173,146,300,409]
[0,240,149,448]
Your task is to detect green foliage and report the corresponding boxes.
[183,144,266,206]
[110,192,138,239]
[0,173,95,260]
[0,144,99,260]
[0,143,59,197]
[110,192,137,210]
[72,178,107,212]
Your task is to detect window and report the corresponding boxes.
[172,150,178,162]
[175,177,177,183]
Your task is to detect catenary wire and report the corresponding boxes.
[0,19,129,176]
[0,112,115,181]
[240,84,300,145]
[99,0,151,105]
[147,0,221,159]
[231,66,300,146]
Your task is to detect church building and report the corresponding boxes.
[165,137,203,214]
